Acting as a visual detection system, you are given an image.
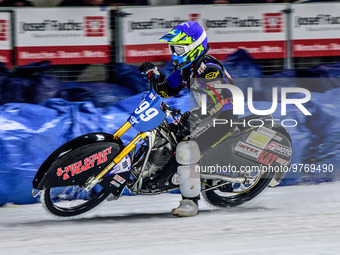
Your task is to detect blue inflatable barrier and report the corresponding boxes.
[109,63,149,93]
[0,102,70,204]
[301,89,340,183]
[271,63,340,79]
[60,82,135,108]
[223,49,263,78]
[1,61,63,105]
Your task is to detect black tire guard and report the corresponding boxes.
[33,133,124,191]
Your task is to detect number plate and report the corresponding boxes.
[127,90,167,132]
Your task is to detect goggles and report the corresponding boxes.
[169,45,186,56]
[168,30,207,56]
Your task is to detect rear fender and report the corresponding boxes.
[33,133,124,190]
[201,116,292,186]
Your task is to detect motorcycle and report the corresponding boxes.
[32,89,292,217]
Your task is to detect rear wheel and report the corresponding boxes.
[41,185,110,217]
[201,169,273,207]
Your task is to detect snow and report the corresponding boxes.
[1,182,340,255]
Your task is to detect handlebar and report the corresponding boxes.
[161,102,182,116]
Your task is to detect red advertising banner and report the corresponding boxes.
[16,45,109,65]
[15,8,110,65]
[292,3,340,58]
[293,39,340,58]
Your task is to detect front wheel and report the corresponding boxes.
[201,169,273,208]
[41,185,111,217]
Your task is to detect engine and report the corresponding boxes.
[143,137,173,177]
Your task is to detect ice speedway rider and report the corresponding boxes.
[139,21,235,217]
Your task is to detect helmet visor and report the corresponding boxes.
[169,45,186,56]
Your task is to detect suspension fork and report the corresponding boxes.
[84,122,147,191]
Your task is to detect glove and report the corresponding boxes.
[139,62,160,81]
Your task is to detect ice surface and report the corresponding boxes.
[0,182,340,255]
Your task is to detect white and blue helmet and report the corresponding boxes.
[159,21,208,70]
